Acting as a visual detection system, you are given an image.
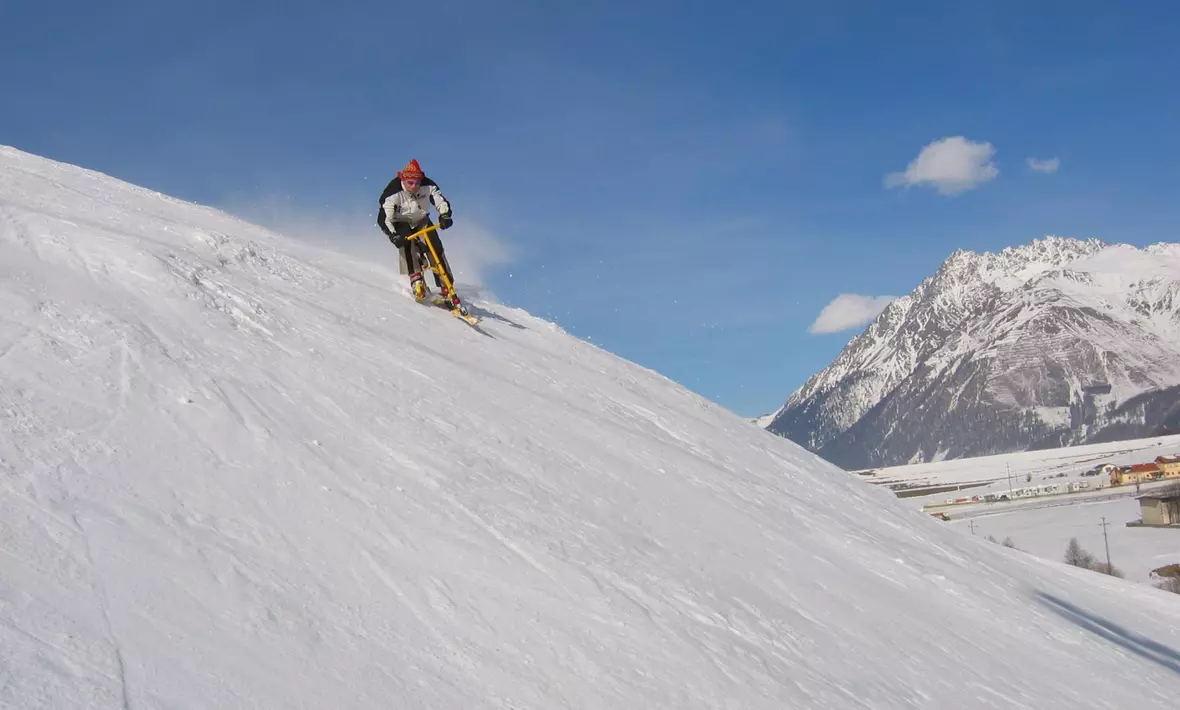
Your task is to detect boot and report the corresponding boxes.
[410,273,429,302]
[446,290,469,316]
[433,285,467,315]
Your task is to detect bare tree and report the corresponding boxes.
[984,535,1020,550]
[1064,538,1096,569]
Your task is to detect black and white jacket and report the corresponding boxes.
[377,177,451,237]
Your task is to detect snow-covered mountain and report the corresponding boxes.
[767,236,1180,470]
[3,146,1180,709]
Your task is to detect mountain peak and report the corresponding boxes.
[769,235,1180,469]
[936,236,1110,286]
[998,234,1109,264]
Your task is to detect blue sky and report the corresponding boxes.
[3,1,1179,416]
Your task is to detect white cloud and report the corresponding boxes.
[885,136,999,195]
[809,294,897,334]
[1026,157,1060,174]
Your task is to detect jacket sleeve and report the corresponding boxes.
[377,204,393,237]
[424,178,451,216]
[376,178,401,237]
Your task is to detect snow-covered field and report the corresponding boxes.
[863,433,1180,494]
[949,497,1179,584]
[870,436,1180,587]
[3,145,1180,709]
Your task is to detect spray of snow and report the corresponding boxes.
[221,192,516,299]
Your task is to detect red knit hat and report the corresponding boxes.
[399,159,424,181]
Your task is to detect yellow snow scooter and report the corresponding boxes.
[404,223,481,327]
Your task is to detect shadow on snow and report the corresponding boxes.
[1035,591,1180,675]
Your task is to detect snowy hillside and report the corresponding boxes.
[3,145,1180,709]
[768,236,1180,469]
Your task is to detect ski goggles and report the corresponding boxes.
[402,177,421,189]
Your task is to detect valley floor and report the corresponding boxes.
[872,435,1180,586]
[949,497,1179,584]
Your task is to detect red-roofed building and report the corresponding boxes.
[1156,456,1180,478]
[1111,462,1161,486]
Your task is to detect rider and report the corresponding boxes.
[376,159,463,312]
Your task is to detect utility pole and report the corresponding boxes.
[1007,463,1014,499]
[1099,517,1112,571]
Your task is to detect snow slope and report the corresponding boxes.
[2,145,1180,709]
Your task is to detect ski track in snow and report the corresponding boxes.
[2,145,1180,709]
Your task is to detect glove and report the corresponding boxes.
[438,212,453,230]
[390,233,406,248]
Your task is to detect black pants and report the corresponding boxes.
[394,220,455,288]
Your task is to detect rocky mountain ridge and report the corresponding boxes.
[766,236,1180,469]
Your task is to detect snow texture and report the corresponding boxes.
[2,146,1180,709]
